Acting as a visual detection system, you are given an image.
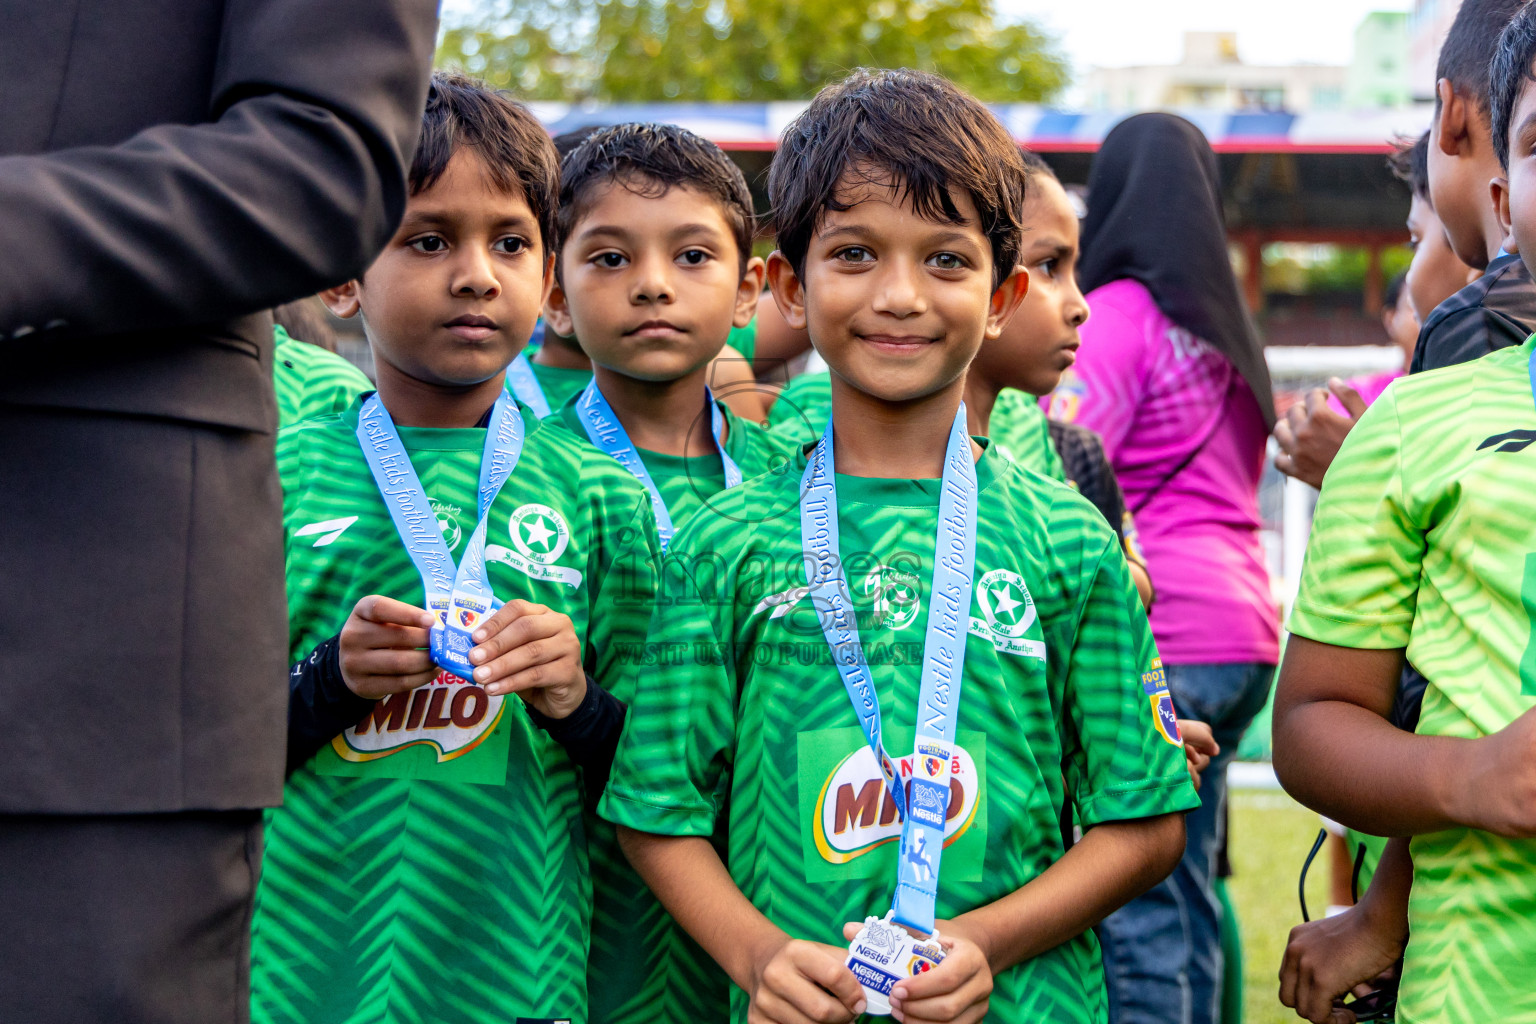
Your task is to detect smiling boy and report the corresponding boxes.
[600,69,1195,1024]
[539,122,798,1024]
[251,75,658,1024]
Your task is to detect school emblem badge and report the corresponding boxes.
[486,503,583,588]
[968,569,1046,660]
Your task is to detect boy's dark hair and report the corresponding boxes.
[1383,270,1407,314]
[768,69,1027,291]
[1020,147,1058,181]
[1491,2,1536,169]
[553,125,603,161]
[1436,0,1529,121]
[410,71,560,253]
[554,122,757,277]
[1387,131,1430,200]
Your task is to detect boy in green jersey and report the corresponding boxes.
[251,74,659,1024]
[272,323,373,427]
[1273,9,1536,1021]
[540,121,798,1023]
[600,69,1197,1024]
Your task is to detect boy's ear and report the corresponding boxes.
[732,256,768,329]
[319,281,362,319]
[540,251,557,309]
[1491,176,1519,255]
[1435,79,1469,155]
[542,271,576,339]
[983,264,1031,340]
[764,252,808,331]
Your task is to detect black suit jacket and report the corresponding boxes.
[0,0,437,813]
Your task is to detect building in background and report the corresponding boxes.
[1410,0,1461,100]
[1084,31,1349,112]
[1346,12,1412,107]
[1085,14,1415,113]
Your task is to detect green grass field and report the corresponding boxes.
[1228,786,1337,1024]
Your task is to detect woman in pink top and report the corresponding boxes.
[1048,113,1279,1024]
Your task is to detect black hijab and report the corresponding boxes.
[1078,113,1275,428]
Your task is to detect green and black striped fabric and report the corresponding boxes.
[252,396,658,1024]
[601,439,1197,1022]
[1290,333,1536,1024]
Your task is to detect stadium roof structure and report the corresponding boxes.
[528,102,1433,154]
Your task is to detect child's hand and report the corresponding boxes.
[1179,720,1219,791]
[840,919,993,1024]
[747,938,865,1024]
[1278,904,1404,1023]
[338,595,438,699]
[467,599,585,718]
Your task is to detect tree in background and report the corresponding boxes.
[438,0,1068,103]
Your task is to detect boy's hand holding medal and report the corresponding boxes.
[842,915,992,1023]
[467,598,585,718]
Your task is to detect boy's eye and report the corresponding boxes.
[678,249,710,266]
[836,246,873,264]
[493,236,528,255]
[410,235,447,254]
[1036,257,1059,277]
[928,252,965,270]
[593,252,628,269]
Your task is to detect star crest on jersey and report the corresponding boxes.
[508,503,570,565]
[977,569,1037,638]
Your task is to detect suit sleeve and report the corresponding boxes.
[0,0,437,341]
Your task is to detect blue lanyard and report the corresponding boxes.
[799,404,978,936]
[356,391,526,680]
[577,381,742,551]
[504,351,551,418]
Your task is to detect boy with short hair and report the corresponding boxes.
[539,120,798,1023]
[1273,8,1536,1020]
[601,68,1195,1023]
[251,73,658,1024]
[1413,0,1536,373]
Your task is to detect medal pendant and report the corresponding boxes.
[844,911,946,1016]
[436,589,493,679]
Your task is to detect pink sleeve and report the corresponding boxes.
[1056,297,1149,461]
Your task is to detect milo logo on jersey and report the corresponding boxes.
[1143,657,1182,747]
[797,726,987,884]
[1047,368,1085,423]
[315,671,513,785]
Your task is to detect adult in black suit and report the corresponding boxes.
[0,2,437,1020]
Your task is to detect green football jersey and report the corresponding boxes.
[273,325,372,428]
[252,396,659,1024]
[1289,334,1536,1024]
[548,392,797,1024]
[768,372,1066,481]
[601,441,1198,1023]
[726,318,757,364]
[529,357,593,412]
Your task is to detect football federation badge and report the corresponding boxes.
[1142,658,1183,747]
[845,911,947,1016]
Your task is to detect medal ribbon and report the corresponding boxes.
[577,380,741,551]
[356,391,526,679]
[800,403,978,936]
[504,351,552,418]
